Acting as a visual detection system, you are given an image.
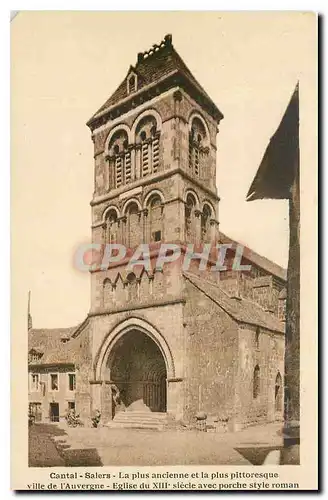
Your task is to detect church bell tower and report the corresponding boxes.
[87,34,224,316]
[84,34,224,423]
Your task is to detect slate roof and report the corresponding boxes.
[28,325,81,366]
[219,231,287,282]
[184,272,285,334]
[89,34,223,124]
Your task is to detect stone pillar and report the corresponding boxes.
[282,155,300,464]
[167,378,184,421]
[173,90,183,166]
[90,382,102,413]
[194,209,202,245]
[101,382,113,423]
[135,145,141,180]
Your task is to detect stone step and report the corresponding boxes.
[120,411,168,417]
[114,413,168,420]
[106,411,172,430]
[108,422,165,430]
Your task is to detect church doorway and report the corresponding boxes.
[107,330,167,415]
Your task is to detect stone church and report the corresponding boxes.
[28,35,286,431]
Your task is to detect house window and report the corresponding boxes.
[68,401,75,411]
[253,365,260,399]
[29,350,42,363]
[30,373,39,392]
[50,373,59,391]
[153,230,161,242]
[68,373,76,391]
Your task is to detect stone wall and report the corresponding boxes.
[235,324,285,429]
[182,278,239,429]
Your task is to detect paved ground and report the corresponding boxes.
[29,422,283,467]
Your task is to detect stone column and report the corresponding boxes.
[167,378,184,421]
[194,209,202,245]
[101,382,113,423]
[173,90,183,166]
[135,144,141,180]
[281,155,300,464]
[142,208,149,243]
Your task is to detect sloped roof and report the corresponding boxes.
[89,34,223,124]
[184,272,285,334]
[219,231,287,282]
[28,325,81,366]
[246,84,299,202]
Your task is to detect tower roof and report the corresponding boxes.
[87,34,223,130]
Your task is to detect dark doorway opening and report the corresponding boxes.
[108,330,167,415]
[49,403,60,422]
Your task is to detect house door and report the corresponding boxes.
[49,403,60,422]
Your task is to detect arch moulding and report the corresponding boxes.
[93,317,176,381]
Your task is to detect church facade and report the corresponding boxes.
[28,35,286,431]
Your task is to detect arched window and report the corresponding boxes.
[255,327,260,350]
[127,73,137,94]
[185,193,197,243]
[103,278,112,307]
[148,195,163,242]
[105,209,119,244]
[189,116,208,177]
[253,365,260,399]
[108,130,131,188]
[201,204,212,242]
[126,272,138,301]
[126,202,140,249]
[136,115,160,177]
[275,371,283,412]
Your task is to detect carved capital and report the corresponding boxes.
[194,209,202,218]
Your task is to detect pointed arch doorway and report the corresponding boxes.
[107,329,167,416]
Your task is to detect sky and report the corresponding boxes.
[11,11,316,328]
